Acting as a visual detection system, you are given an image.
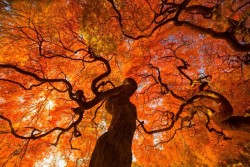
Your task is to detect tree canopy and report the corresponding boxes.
[0,0,250,166]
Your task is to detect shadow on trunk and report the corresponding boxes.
[90,78,137,167]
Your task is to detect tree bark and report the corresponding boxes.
[198,91,250,133]
[89,78,137,167]
[214,116,250,132]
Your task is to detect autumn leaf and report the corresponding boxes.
[0,0,250,166]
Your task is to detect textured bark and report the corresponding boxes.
[214,116,250,132]
[89,78,137,167]
[197,91,250,133]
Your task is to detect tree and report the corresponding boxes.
[0,0,249,166]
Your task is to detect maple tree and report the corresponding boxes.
[0,0,250,166]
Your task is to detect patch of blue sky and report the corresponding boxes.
[199,56,204,61]
[151,54,159,61]
[137,80,150,93]
[149,98,163,109]
[168,35,177,42]
[3,0,11,11]
[182,35,191,43]
[125,38,134,50]
[198,34,205,40]
[99,120,108,135]
[0,97,6,104]
[198,45,209,55]
[153,133,163,150]
[198,67,205,74]
[160,35,178,46]
[74,51,82,58]
[132,154,137,162]
[4,5,11,11]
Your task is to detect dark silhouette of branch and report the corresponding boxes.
[89,49,112,95]
[108,0,250,52]
[174,20,250,52]
[204,112,232,140]
[138,89,250,134]
[0,113,83,142]
[0,78,44,90]
[148,63,185,101]
[0,64,75,100]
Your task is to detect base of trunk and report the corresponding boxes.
[89,131,133,167]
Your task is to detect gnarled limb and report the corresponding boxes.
[0,113,84,143]
[216,116,250,132]
[108,0,250,52]
[199,90,250,132]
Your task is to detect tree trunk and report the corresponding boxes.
[89,78,137,167]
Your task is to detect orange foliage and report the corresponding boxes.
[0,0,250,166]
